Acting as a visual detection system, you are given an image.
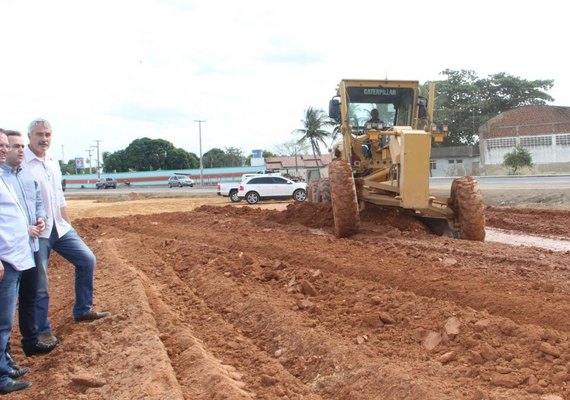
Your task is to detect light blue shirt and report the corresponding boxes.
[0,168,35,271]
[0,163,46,252]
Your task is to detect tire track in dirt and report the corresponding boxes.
[10,235,185,400]
[106,236,255,400]
[103,219,460,399]
[96,209,570,399]
[10,202,570,400]
[101,224,324,399]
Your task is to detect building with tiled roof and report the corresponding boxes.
[265,154,332,180]
[478,105,570,170]
[430,145,480,177]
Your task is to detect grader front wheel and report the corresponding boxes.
[329,159,360,238]
[449,176,486,241]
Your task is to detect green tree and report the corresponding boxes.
[103,138,197,172]
[165,148,199,170]
[433,69,554,145]
[202,148,226,168]
[60,159,77,175]
[224,147,245,167]
[503,144,533,174]
[104,150,129,172]
[293,107,334,165]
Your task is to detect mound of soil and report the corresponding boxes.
[486,206,570,237]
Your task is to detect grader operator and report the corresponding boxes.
[314,79,485,241]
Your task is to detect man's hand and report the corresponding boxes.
[0,262,4,281]
[30,225,42,238]
[36,217,46,232]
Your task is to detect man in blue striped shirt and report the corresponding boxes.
[2,131,58,361]
[0,130,33,395]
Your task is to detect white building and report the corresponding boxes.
[430,145,480,177]
[479,105,570,173]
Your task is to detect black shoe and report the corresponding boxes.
[74,310,111,322]
[37,332,59,346]
[0,378,31,394]
[8,366,30,379]
[6,352,29,377]
[5,352,19,369]
[23,341,58,357]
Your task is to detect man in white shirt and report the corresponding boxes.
[24,119,110,347]
[0,130,32,394]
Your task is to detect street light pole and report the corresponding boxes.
[194,120,206,186]
[93,140,102,179]
[85,148,93,174]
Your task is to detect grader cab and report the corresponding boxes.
[314,79,485,240]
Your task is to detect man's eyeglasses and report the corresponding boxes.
[0,144,11,150]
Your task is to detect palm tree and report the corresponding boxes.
[293,107,335,168]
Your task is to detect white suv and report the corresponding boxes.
[168,175,194,188]
[238,176,307,204]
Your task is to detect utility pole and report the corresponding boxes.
[194,120,206,186]
[85,148,94,174]
[93,140,102,179]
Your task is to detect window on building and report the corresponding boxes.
[448,160,454,164]
[456,159,463,164]
[556,134,570,145]
[487,137,516,149]
[520,136,552,146]
[430,160,436,170]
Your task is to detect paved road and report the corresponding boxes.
[431,174,570,188]
[64,175,570,198]
[64,186,218,198]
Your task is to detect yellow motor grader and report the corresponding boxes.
[313,79,485,240]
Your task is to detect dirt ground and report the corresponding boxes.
[8,188,570,400]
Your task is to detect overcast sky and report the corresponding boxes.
[1,0,568,164]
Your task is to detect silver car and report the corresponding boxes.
[168,175,194,188]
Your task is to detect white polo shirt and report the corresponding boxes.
[23,146,72,239]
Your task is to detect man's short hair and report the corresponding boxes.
[28,118,52,134]
[3,130,22,137]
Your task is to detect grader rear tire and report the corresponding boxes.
[307,179,331,204]
[329,159,360,238]
[449,176,486,241]
[318,179,331,204]
[307,180,319,203]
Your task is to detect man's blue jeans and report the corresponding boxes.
[18,264,39,349]
[35,227,96,333]
[0,262,22,386]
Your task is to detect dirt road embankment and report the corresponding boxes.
[9,195,570,400]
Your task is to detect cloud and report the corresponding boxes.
[107,103,189,125]
[1,0,569,163]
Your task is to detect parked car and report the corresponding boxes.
[96,177,117,189]
[237,176,307,204]
[168,175,194,188]
[217,172,282,202]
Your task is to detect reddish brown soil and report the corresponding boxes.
[486,206,570,237]
[8,199,570,400]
